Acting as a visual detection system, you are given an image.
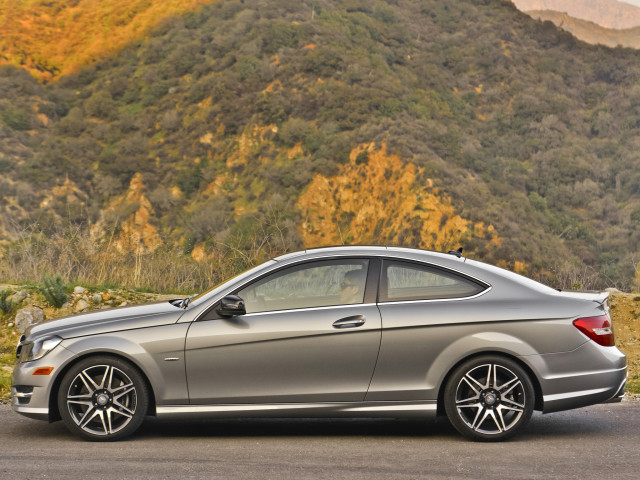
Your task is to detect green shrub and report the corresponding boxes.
[0,290,13,315]
[39,275,68,308]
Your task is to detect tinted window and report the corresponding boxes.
[238,259,369,313]
[380,260,484,302]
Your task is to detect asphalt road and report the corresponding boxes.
[1,401,639,479]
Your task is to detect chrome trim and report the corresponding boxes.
[543,387,611,402]
[544,365,627,380]
[243,302,377,318]
[11,405,48,415]
[377,286,492,306]
[12,391,33,399]
[157,401,437,417]
[164,357,180,361]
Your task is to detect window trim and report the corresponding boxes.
[378,258,489,303]
[199,257,377,320]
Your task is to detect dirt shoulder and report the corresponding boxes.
[608,291,640,393]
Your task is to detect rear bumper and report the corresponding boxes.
[522,341,627,413]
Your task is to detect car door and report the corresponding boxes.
[185,258,382,404]
[366,258,489,402]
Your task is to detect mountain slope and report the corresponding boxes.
[1,0,640,290]
[527,10,640,48]
[512,0,640,29]
[0,0,211,81]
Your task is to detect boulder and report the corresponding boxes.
[10,290,28,305]
[75,299,88,312]
[92,294,102,304]
[73,286,87,295]
[15,307,45,333]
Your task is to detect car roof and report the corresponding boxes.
[272,245,464,263]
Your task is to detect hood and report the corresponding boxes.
[25,301,185,341]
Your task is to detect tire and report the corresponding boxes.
[57,355,149,441]
[443,355,535,441]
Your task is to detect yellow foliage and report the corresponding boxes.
[298,143,501,252]
[101,173,162,254]
[0,0,213,81]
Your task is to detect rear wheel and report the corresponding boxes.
[444,356,534,441]
[58,356,149,441]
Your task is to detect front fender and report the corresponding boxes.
[63,323,190,405]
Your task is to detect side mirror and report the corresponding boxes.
[216,295,246,317]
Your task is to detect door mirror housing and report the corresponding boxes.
[216,295,246,317]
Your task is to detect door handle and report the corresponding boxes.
[332,315,366,329]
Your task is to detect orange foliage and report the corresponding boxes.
[0,0,213,81]
[298,143,501,252]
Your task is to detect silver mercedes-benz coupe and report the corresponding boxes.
[12,246,627,441]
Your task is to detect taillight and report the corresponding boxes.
[573,315,615,347]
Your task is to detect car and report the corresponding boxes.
[12,246,627,441]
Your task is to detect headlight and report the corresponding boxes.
[20,335,63,362]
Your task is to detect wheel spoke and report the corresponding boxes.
[486,364,493,388]
[500,380,522,398]
[111,382,134,396]
[67,393,92,401]
[499,399,524,412]
[495,375,517,392]
[67,399,92,407]
[105,409,113,434]
[471,406,487,430]
[79,371,99,393]
[99,365,113,390]
[98,410,109,434]
[486,409,503,433]
[496,406,507,431]
[113,399,135,416]
[111,405,133,419]
[79,407,99,428]
[456,394,480,406]
[463,374,484,393]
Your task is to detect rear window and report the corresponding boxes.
[380,260,486,302]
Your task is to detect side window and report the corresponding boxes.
[380,260,485,302]
[238,259,369,314]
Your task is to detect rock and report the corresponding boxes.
[10,290,28,305]
[75,299,88,312]
[74,286,86,295]
[15,307,45,333]
[7,323,13,328]
[119,302,128,307]
[92,294,102,304]
[102,293,111,301]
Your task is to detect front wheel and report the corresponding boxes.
[443,356,535,441]
[58,356,149,441]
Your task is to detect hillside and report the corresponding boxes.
[527,10,640,48]
[512,0,640,29]
[1,0,640,292]
[0,0,212,81]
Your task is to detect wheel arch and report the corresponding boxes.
[435,351,543,416]
[48,351,157,423]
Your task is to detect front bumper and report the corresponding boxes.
[11,344,77,421]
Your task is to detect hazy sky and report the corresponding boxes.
[623,0,640,7]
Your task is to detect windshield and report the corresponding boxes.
[188,260,277,307]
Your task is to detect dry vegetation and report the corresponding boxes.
[0,0,212,81]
